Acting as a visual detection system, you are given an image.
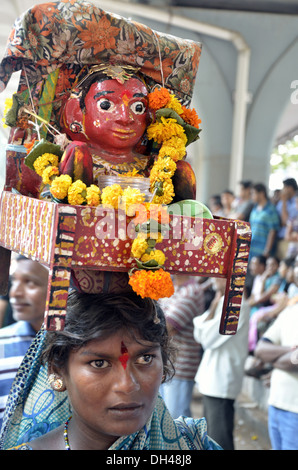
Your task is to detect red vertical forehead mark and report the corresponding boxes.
[121,89,133,99]
[119,341,129,370]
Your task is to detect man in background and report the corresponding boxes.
[193,278,250,450]
[255,265,298,450]
[0,256,49,428]
[233,180,254,221]
[159,275,206,419]
[276,178,298,260]
[249,183,280,260]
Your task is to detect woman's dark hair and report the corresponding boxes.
[253,183,268,198]
[41,290,175,381]
[255,254,267,266]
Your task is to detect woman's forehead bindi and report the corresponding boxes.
[118,341,129,370]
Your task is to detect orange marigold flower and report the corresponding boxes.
[133,202,169,226]
[181,106,201,129]
[148,87,171,110]
[128,268,174,300]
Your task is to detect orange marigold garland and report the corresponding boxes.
[128,202,175,300]
[147,87,201,205]
[128,86,201,299]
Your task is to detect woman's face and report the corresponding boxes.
[60,328,163,447]
[83,78,148,155]
[278,261,288,279]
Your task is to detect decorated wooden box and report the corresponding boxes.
[0,190,250,332]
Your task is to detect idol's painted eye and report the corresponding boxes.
[130,101,147,115]
[97,99,115,112]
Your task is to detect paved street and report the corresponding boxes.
[191,391,271,450]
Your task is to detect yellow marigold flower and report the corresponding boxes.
[33,153,59,177]
[147,117,186,144]
[159,142,186,162]
[128,268,174,300]
[166,94,183,115]
[50,174,72,200]
[150,171,173,188]
[158,135,187,162]
[141,249,166,266]
[152,178,175,205]
[131,237,148,259]
[68,180,87,206]
[42,165,60,185]
[147,122,164,144]
[121,168,143,177]
[120,187,146,215]
[150,171,173,187]
[166,134,188,148]
[101,184,123,209]
[86,184,101,206]
[150,157,177,180]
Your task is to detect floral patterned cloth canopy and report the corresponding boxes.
[0,0,202,105]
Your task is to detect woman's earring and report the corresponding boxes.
[48,374,64,391]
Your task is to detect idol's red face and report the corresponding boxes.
[60,329,163,449]
[83,78,148,155]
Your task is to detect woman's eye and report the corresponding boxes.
[130,101,146,115]
[90,359,110,369]
[97,99,115,112]
[136,355,154,365]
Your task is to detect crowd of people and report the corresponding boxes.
[0,177,297,450]
[162,177,298,450]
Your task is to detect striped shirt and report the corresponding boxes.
[0,321,36,428]
[160,282,204,381]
